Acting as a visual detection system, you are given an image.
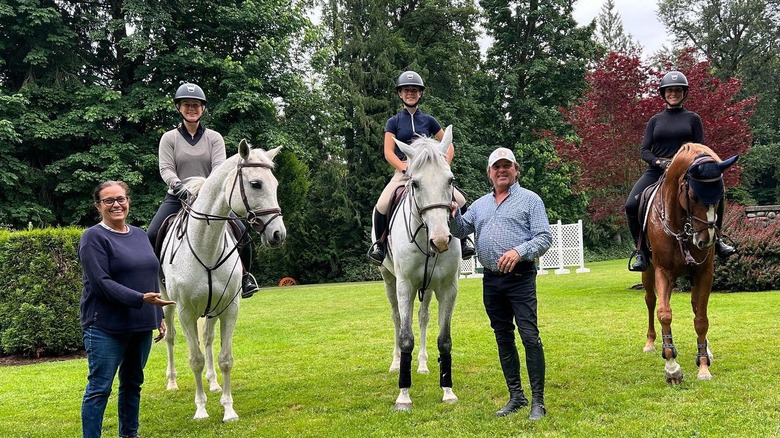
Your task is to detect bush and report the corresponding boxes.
[0,228,84,357]
[713,203,780,291]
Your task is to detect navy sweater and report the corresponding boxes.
[78,225,162,333]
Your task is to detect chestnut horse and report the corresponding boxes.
[640,143,737,385]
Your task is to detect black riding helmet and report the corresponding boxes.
[659,71,689,106]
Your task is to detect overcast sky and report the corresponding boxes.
[573,0,671,55]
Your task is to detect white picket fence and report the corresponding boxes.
[460,220,589,277]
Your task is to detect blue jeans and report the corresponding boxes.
[82,325,152,438]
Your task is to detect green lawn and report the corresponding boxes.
[2,259,779,437]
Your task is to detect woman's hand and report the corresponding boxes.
[143,292,176,307]
[154,319,167,343]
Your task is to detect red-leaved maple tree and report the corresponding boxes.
[552,50,756,232]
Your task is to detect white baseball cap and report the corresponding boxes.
[488,147,517,167]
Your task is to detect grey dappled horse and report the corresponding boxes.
[160,140,286,421]
[380,125,460,410]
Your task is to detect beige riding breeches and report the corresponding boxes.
[375,168,466,214]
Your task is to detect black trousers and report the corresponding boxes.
[483,263,540,347]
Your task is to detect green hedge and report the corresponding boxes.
[0,228,84,357]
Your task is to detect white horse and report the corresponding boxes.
[380,125,461,411]
[160,139,286,422]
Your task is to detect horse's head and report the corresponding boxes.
[668,144,738,250]
[225,139,287,247]
[394,125,455,254]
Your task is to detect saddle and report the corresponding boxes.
[636,174,666,252]
[380,185,408,242]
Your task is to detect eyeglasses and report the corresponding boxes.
[99,196,129,206]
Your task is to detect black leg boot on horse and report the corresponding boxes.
[526,339,547,421]
[367,208,388,265]
[627,214,649,272]
[495,341,529,416]
[715,200,736,259]
[459,203,476,259]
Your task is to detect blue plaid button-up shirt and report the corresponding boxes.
[450,182,552,272]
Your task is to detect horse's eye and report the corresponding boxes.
[412,180,419,189]
[250,181,263,190]
[448,177,455,186]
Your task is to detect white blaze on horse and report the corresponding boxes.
[160,139,286,421]
[640,143,737,384]
[380,125,461,411]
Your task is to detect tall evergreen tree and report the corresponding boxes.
[594,0,640,54]
[480,0,597,220]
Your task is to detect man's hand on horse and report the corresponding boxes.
[143,292,176,307]
[656,158,672,170]
[450,201,459,217]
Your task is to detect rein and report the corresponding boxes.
[400,176,453,301]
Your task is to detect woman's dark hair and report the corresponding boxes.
[92,180,131,203]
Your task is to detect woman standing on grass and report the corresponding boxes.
[78,180,174,438]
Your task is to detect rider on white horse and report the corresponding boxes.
[146,83,260,298]
[367,71,475,265]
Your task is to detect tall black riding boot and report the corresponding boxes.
[239,243,259,299]
[495,341,528,416]
[715,201,736,259]
[459,204,476,259]
[526,339,547,421]
[627,214,648,272]
[367,209,388,265]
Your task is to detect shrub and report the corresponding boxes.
[713,203,780,291]
[0,228,84,357]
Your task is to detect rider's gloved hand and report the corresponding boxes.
[172,181,190,201]
[656,159,672,170]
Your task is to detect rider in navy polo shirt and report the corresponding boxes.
[367,71,475,264]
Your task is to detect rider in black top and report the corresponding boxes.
[626,71,736,271]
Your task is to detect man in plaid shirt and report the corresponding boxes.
[450,147,551,421]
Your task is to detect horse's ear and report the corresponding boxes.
[266,145,283,161]
[239,139,251,160]
[719,155,738,170]
[395,138,414,161]
[439,125,453,155]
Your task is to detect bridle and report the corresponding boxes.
[168,159,283,317]
[393,172,453,301]
[656,155,721,266]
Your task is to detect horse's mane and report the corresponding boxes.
[406,137,449,174]
[183,178,206,196]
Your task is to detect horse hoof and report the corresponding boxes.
[209,383,222,392]
[417,367,430,374]
[193,412,209,420]
[167,382,179,391]
[223,414,239,422]
[394,403,412,412]
[665,371,684,386]
[442,387,458,403]
[643,345,655,353]
[697,371,713,380]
